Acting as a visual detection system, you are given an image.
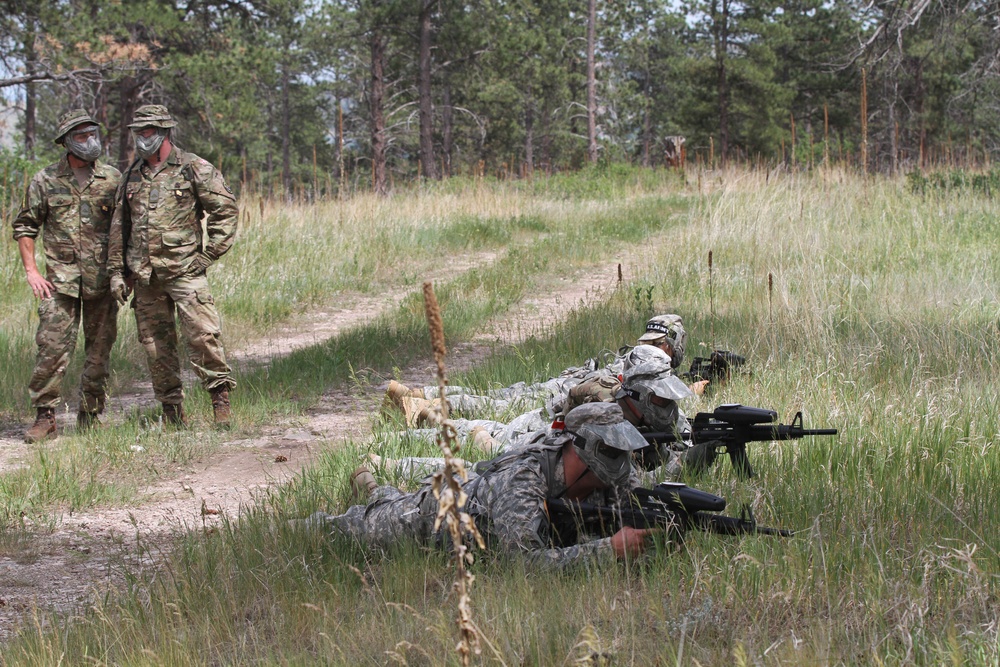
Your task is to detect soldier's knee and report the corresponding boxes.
[138,334,159,360]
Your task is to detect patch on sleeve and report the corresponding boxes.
[223,180,233,194]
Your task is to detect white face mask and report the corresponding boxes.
[133,128,166,159]
[65,126,101,162]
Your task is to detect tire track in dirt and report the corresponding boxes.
[0,237,665,642]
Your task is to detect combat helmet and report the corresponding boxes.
[618,347,692,431]
[562,403,647,488]
[637,314,686,369]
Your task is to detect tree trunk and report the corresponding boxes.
[641,79,652,168]
[888,79,898,175]
[586,0,598,164]
[442,78,453,177]
[713,0,730,167]
[117,77,139,170]
[524,99,535,174]
[370,28,389,196]
[541,103,552,170]
[23,17,37,159]
[914,58,925,168]
[418,0,438,179]
[281,61,292,195]
[334,96,343,180]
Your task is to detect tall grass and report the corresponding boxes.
[3,167,999,665]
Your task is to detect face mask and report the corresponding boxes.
[639,392,679,432]
[133,129,165,159]
[569,422,644,488]
[65,126,102,162]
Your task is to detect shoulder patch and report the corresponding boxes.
[223,180,233,195]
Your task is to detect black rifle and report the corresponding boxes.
[681,350,746,386]
[546,482,792,545]
[642,404,837,479]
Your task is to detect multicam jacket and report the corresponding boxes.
[12,157,121,299]
[107,146,237,284]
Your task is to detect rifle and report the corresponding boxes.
[680,350,746,386]
[642,404,837,479]
[546,482,792,545]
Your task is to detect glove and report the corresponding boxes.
[682,440,720,475]
[185,253,213,277]
[110,274,131,306]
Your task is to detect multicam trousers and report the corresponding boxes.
[29,292,118,412]
[132,273,235,404]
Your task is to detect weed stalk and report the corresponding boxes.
[423,282,484,666]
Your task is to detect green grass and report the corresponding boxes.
[2,166,999,665]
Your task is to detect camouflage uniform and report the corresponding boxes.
[107,105,238,408]
[12,150,121,414]
[322,434,647,568]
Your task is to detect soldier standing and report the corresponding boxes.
[107,104,238,427]
[12,109,122,443]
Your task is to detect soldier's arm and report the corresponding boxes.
[18,238,54,299]
[12,175,54,298]
[486,466,617,569]
[193,160,238,261]
[106,180,127,278]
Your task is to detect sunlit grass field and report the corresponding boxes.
[2,166,998,665]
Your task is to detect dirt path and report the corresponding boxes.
[0,243,657,642]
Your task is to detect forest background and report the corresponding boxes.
[2,0,999,196]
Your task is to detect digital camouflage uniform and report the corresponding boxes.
[385,347,695,481]
[107,106,238,407]
[319,434,648,569]
[12,151,121,414]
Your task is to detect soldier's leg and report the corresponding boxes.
[78,293,119,414]
[165,275,234,393]
[28,293,82,409]
[133,280,184,404]
[444,392,513,414]
[372,456,475,480]
[327,486,438,549]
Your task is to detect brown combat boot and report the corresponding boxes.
[349,466,378,502]
[25,408,57,444]
[162,403,187,428]
[76,411,101,431]
[210,387,231,429]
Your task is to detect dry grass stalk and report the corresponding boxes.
[422,281,485,666]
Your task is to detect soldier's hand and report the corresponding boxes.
[110,274,131,306]
[689,380,710,396]
[26,269,55,299]
[185,253,212,277]
[610,526,657,559]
